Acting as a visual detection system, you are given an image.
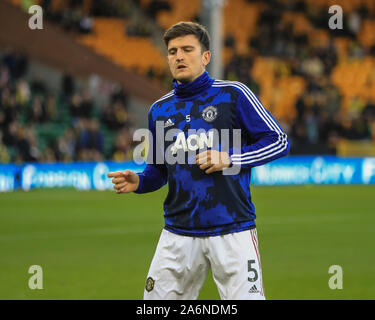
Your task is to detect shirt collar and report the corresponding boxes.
[172,71,214,99]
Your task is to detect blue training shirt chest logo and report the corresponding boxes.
[202,105,218,122]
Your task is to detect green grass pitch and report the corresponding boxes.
[0,185,374,300]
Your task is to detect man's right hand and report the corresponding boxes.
[107,170,140,194]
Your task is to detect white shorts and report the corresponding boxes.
[143,228,265,300]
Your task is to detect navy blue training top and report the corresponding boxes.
[135,71,289,237]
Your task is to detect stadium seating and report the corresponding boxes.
[331,57,375,113]
[3,0,375,161]
[358,19,375,49]
[252,57,306,123]
[78,18,166,76]
[305,0,375,13]
[139,0,200,30]
[222,0,263,55]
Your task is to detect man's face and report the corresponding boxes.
[167,34,211,83]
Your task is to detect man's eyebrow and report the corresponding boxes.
[168,45,195,52]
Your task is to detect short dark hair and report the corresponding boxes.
[163,21,210,52]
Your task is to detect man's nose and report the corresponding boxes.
[176,49,184,60]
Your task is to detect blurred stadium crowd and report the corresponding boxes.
[0,49,135,163]
[1,0,375,163]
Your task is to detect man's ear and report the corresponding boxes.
[202,50,211,66]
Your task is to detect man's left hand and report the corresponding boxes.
[196,150,231,174]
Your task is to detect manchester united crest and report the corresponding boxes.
[145,277,155,292]
[202,105,218,122]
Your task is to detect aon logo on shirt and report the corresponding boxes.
[171,131,214,155]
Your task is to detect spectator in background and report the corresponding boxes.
[300,50,325,78]
[91,0,121,17]
[15,78,31,107]
[69,90,94,121]
[295,94,306,121]
[28,95,46,123]
[69,92,84,120]
[362,97,375,132]
[0,104,5,129]
[290,119,308,154]
[318,109,339,150]
[88,119,104,158]
[26,126,42,161]
[51,0,95,34]
[324,83,341,117]
[30,75,48,96]
[45,94,58,121]
[61,1,82,32]
[348,40,365,58]
[1,90,21,126]
[101,99,129,130]
[224,33,235,48]
[348,116,370,140]
[146,0,171,20]
[304,108,319,145]
[61,74,75,101]
[57,127,76,162]
[2,121,19,150]
[112,127,132,161]
[2,50,28,80]
[318,37,338,75]
[348,11,362,38]
[112,100,129,129]
[80,89,93,117]
[0,131,10,163]
[225,54,259,94]
[347,96,365,119]
[41,0,52,18]
[0,64,10,89]
[76,118,104,161]
[79,15,94,34]
[14,126,35,162]
[43,146,57,163]
[111,85,129,108]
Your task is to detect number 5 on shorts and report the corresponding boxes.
[248,260,258,282]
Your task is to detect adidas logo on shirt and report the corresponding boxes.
[249,284,260,294]
[164,118,174,128]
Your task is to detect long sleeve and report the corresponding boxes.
[134,109,168,194]
[228,84,290,168]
